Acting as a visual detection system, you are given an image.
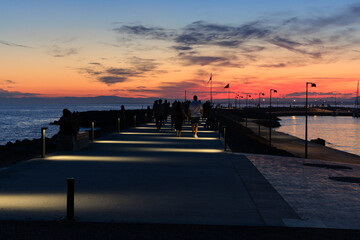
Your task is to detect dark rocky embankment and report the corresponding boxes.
[0,109,150,168]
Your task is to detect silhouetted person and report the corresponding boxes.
[164,100,170,123]
[154,99,165,131]
[174,101,187,137]
[59,108,79,135]
[188,95,203,138]
[120,105,127,129]
[146,106,152,122]
[171,101,177,130]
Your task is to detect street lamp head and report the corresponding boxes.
[274,90,277,93]
[261,93,264,96]
[311,83,316,88]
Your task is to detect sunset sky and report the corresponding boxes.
[1,0,360,100]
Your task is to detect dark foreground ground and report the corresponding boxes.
[2,221,360,240]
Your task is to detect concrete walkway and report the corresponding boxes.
[246,153,360,229]
[0,120,299,226]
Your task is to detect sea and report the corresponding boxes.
[278,116,360,157]
[0,103,151,145]
[2,104,360,157]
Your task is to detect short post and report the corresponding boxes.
[41,127,48,158]
[145,113,147,123]
[117,117,121,133]
[67,178,75,220]
[224,127,227,151]
[134,115,137,127]
[218,122,221,139]
[91,121,95,142]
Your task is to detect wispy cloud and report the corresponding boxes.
[112,80,204,98]
[282,4,360,34]
[81,57,160,85]
[0,79,16,85]
[112,3,360,68]
[46,45,79,57]
[113,25,173,40]
[0,40,32,48]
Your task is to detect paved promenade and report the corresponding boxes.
[0,120,298,226]
[246,153,360,229]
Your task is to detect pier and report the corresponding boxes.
[1,118,360,238]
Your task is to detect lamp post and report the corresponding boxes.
[239,96,243,109]
[269,89,277,147]
[235,94,239,109]
[305,82,316,158]
[258,92,265,136]
[41,127,48,158]
[245,95,251,127]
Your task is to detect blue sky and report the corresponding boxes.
[1,0,360,99]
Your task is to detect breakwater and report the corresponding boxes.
[0,109,150,167]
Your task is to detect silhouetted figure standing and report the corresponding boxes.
[164,100,169,123]
[188,95,203,138]
[59,108,79,135]
[154,99,165,131]
[146,106,152,122]
[171,101,177,130]
[174,101,187,137]
[120,105,127,129]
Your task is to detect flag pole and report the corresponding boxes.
[210,73,213,104]
[228,87,230,108]
[211,76,212,104]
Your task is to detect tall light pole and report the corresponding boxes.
[239,96,244,109]
[269,89,277,148]
[245,95,251,127]
[235,94,239,109]
[246,95,251,108]
[305,82,316,158]
[258,92,264,136]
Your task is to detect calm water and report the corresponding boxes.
[0,103,150,145]
[278,116,360,156]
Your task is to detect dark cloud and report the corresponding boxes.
[175,21,269,48]
[172,46,193,51]
[112,80,204,98]
[260,63,287,68]
[113,4,360,67]
[268,36,322,59]
[106,68,139,76]
[0,88,38,98]
[47,45,79,57]
[0,40,31,48]
[178,51,241,67]
[130,57,158,72]
[98,76,128,85]
[82,57,160,85]
[113,25,172,40]
[180,55,230,66]
[284,3,360,34]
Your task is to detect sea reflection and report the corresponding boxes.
[278,116,360,156]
